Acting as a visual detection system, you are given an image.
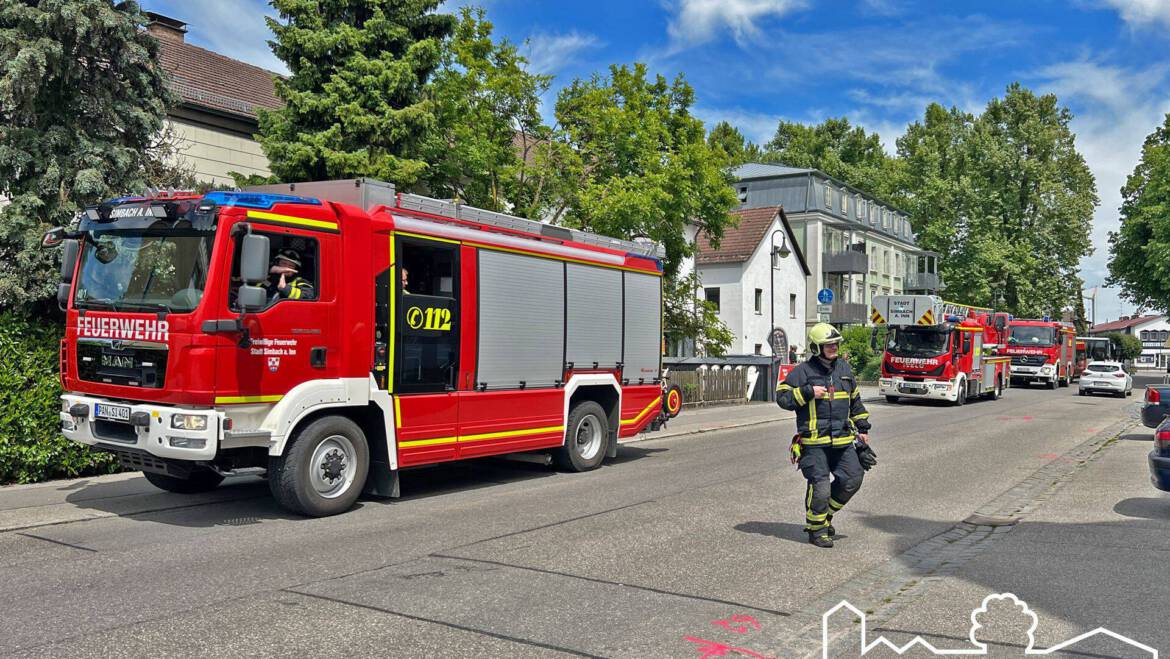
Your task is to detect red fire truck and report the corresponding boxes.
[45,179,675,516]
[871,295,1012,405]
[1003,319,1076,389]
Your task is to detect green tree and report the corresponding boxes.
[664,272,733,357]
[1104,332,1142,362]
[257,0,455,188]
[420,7,550,211]
[762,117,896,197]
[707,121,762,167]
[1107,114,1170,312]
[896,85,1097,316]
[0,0,171,310]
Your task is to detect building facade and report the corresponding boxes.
[687,206,811,358]
[731,163,940,327]
[1092,315,1170,369]
[148,13,281,185]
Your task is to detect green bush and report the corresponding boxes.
[840,325,886,381]
[0,312,119,484]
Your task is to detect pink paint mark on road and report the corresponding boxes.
[683,636,775,659]
[996,415,1034,421]
[712,614,762,634]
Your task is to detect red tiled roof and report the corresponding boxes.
[695,206,810,276]
[1091,315,1161,332]
[155,34,283,121]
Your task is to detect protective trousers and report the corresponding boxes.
[798,445,864,532]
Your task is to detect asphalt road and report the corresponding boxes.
[0,378,1160,658]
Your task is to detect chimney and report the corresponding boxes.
[146,12,187,43]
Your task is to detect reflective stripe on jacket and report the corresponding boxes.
[776,355,871,447]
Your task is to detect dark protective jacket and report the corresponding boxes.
[274,275,316,301]
[776,355,871,447]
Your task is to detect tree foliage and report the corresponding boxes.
[0,0,171,310]
[1104,331,1143,362]
[707,121,762,167]
[897,84,1097,317]
[420,7,550,211]
[664,272,733,357]
[762,117,896,197]
[1107,113,1170,312]
[257,0,455,187]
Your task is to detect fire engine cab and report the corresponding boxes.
[871,295,1012,405]
[46,179,671,516]
[1004,319,1076,389]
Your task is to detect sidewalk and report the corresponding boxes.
[644,384,881,440]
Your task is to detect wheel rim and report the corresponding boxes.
[667,389,682,415]
[573,414,604,461]
[309,434,358,499]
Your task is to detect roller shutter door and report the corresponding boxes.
[477,250,565,389]
[623,272,661,383]
[566,264,622,368]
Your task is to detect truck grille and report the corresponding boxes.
[1010,355,1047,367]
[76,339,168,388]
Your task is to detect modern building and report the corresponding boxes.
[147,13,281,185]
[1092,314,1170,369]
[686,206,811,358]
[731,163,941,327]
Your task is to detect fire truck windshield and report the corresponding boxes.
[887,327,950,357]
[73,229,214,313]
[1009,326,1055,347]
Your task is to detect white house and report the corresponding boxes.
[690,206,810,359]
[1092,314,1170,369]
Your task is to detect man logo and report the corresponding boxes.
[268,357,280,373]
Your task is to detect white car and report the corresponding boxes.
[1078,361,1133,398]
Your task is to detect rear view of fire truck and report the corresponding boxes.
[872,295,1011,405]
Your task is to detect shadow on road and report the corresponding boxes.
[732,520,847,544]
[1113,497,1170,521]
[1117,432,1151,442]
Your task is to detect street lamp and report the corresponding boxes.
[770,228,791,357]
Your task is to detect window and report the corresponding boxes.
[882,210,890,229]
[823,185,832,209]
[754,288,763,314]
[396,240,459,393]
[1143,331,1151,340]
[704,287,720,313]
[856,195,863,218]
[230,231,320,311]
[738,186,748,203]
[754,343,763,355]
[790,293,797,319]
[841,194,849,216]
[884,250,891,274]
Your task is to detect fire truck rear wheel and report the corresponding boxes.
[269,415,369,517]
[143,468,224,494]
[885,396,899,404]
[555,401,609,472]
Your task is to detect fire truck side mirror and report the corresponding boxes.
[238,285,267,312]
[60,239,79,283]
[240,233,270,285]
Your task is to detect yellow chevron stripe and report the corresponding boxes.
[398,424,565,448]
[215,395,283,404]
[247,210,338,231]
[621,396,662,426]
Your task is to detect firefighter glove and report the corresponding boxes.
[854,440,877,470]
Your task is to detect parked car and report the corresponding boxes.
[1150,417,1170,491]
[1078,361,1133,398]
[1143,385,1170,428]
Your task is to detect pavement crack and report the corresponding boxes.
[15,532,98,553]
[428,553,792,618]
[283,589,601,657]
[444,499,659,552]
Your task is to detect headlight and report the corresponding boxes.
[171,414,208,431]
[168,436,207,449]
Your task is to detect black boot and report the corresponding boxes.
[808,531,834,548]
[826,523,836,539]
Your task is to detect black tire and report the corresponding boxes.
[1115,390,1126,399]
[1079,389,1087,396]
[1126,388,1133,397]
[1059,371,1070,388]
[269,415,369,517]
[554,401,609,472]
[954,381,967,406]
[987,377,1001,401]
[886,395,899,404]
[143,468,224,494]
[1047,377,1058,390]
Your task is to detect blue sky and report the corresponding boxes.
[144,0,1170,323]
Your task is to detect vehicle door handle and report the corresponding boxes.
[310,347,327,368]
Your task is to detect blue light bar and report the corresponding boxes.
[201,191,322,210]
[946,314,963,322]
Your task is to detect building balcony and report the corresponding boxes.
[822,250,868,274]
[905,272,941,292]
[829,302,869,325]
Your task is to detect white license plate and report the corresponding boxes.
[94,403,130,422]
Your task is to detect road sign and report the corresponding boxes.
[817,303,833,314]
[819,313,832,322]
[1043,315,1050,322]
[817,288,834,304]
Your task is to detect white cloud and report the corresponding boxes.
[1100,0,1170,28]
[172,0,287,74]
[1029,58,1170,321]
[665,0,810,50]
[694,107,783,144]
[523,31,602,75]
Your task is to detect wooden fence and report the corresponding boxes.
[670,367,749,406]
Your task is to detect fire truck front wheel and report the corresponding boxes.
[555,401,609,472]
[269,415,370,517]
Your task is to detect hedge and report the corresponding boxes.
[0,312,119,484]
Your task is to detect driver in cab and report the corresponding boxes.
[268,248,316,301]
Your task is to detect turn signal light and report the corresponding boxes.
[1155,429,1170,453]
[1148,388,1161,403]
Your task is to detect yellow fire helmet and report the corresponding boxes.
[808,322,844,355]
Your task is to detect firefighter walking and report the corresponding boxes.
[776,323,875,548]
